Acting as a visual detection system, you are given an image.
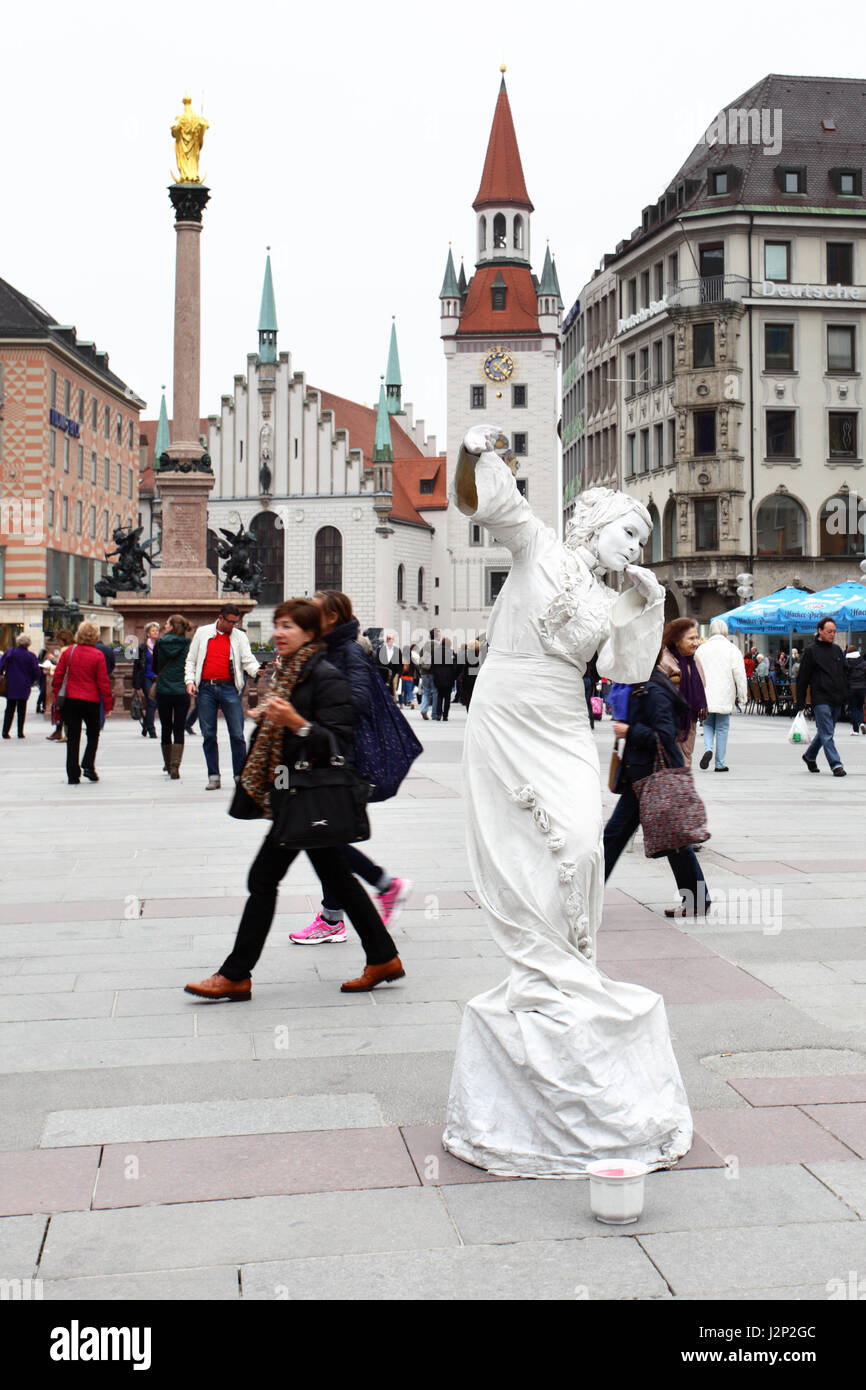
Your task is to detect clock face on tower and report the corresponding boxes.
[482,348,515,382]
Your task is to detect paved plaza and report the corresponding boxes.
[1,701,865,1302]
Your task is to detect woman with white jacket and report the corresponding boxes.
[696,619,748,771]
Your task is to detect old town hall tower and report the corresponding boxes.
[441,69,562,635]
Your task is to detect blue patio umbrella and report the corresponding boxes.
[773,580,866,630]
[715,587,810,634]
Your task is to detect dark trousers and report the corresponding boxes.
[158,692,191,745]
[604,785,710,910]
[64,697,101,781]
[321,845,387,914]
[434,686,452,720]
[3,698,28,736]
[220,831,398,979]
[849,691,865,732]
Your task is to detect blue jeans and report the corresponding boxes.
[321,846,389,918]
[419,676,434,716]
[399,681,415,706]
[604,786,710,910]
[804,704,842,769]
[197,681,247,777]
[702,713,730,768]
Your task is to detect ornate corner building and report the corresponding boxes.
[442,73,562,636]
[563,73,866,623]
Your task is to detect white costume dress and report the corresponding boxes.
[442,451,693,1177]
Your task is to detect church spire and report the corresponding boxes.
[473,70,534,213]
[258,249,278,364]
[439,247,459,299]
[154,386,170,470]
[385,317,402,415]
[373,378,393,462]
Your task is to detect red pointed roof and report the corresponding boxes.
[473,78,534,212]
[456,264,540,336]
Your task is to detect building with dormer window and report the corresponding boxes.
[563,73,866,624]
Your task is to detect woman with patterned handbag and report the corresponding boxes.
[604,661,711,918]
[185,598,405,1001]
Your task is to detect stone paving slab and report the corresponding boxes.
[93,1127,419,1207]
[692,1107,861,1165]
[41,1092,385,1147]
[40,1266,241,1300]
[0,1214,49,1277]
[0,1148,100,1217]
[251,1021,461,1061]
[610,958,780,1004]
[0,1016,195,1046]
[705,1048,866,1080]
[437,1165,854,1246]
[0,1034,255,1075]
[0,991,116,1023]
[595,929,715,961]
[400,1125,511,1185]
[728,1075,866,1106]
[801,1104,866,1157]
[194,999,460,1035]
[37,1188,461,1278]
[240,1237,670,1301]
[640,1220,866,1296]
[805,1159,866,1217]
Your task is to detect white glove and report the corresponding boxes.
[463,424,509,456]
[624,564,664,604]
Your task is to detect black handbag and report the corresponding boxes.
[229,727,371,849]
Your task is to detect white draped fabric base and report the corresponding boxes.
[441,453,693,1178]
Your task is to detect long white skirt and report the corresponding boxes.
[442,650,693,1177]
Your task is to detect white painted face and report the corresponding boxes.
[595,513,650,572]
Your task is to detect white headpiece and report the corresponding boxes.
[565,487,652,554]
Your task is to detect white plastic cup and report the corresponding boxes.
[585,1159,649,1224]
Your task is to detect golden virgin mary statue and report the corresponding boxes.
[171,96,209,183]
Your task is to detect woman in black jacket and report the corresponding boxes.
[185,598,404,999]
[287,590,412,945]
[603,665,711,917]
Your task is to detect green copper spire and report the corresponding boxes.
[258,249,278,363]
[439,246,459,299]
[538,243,558,296]
[373,378,393,462]
[551,252,563,308]
[154,387,170,470]
[385,317,402,415]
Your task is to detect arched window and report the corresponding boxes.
[250,510,285,605]
[417,567,424,605]
[478,216,486,255]
[756,495,807,557]
[647,504,662,564]
[314,525,342,590]
[663,499,678,559]
[820,494,865,557]
[397,564,404,602]
[493,213,507,249]
[513,215,524,251]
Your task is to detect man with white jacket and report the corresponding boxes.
[184,604,260,789]
[695,618,748,772]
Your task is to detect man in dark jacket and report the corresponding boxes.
[844,645,866,735]
[431,638,457,721]
[795,618,848,775]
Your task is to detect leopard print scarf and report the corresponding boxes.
[240,642,321,815]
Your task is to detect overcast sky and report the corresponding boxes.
[5,0,865,443]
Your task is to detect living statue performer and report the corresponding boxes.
[171,95,209,183]
[442,425,692,1177]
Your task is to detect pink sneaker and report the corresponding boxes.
[376,877,413,926]
[289,914,347,945]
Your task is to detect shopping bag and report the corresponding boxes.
[632,738,711,858]
[591,696,603,719]
[788,710,810,745]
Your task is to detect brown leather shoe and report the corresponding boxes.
[184,973,251,1001]
[340,957,405,993]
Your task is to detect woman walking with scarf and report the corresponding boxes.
[185,598,404,1000]
[657,618,706,768]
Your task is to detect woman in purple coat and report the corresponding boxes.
[1,634,41,738]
